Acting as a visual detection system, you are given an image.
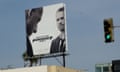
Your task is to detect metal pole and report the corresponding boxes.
[39,57,42,65]
[63,53,66,67]
[113,26,120,28]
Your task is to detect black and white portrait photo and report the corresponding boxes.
[25,3,68,56]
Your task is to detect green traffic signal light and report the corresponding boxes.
[106,34,111,39]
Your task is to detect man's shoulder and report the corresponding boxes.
[52,36,60,42]
[56,36,61,40]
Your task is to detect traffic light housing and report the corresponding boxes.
[103,18,114,43]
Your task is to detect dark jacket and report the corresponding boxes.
[27,36,33,57]
[50,36,65,53]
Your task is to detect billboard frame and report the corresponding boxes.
[24,52,69,67]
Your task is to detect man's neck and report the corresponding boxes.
[59,32,65,40]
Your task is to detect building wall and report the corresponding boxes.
[0,65,84,72]
[0,66,47,72]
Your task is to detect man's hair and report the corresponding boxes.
[58,7,64,12]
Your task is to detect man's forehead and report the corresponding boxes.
[56,11,64,17]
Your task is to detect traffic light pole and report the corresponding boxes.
[113,26,120,28]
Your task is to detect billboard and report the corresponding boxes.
[25,3,68,56]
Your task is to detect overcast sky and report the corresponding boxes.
[0,0,120,72]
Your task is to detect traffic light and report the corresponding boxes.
[103,18,114,43]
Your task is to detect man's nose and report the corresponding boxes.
[33,26,37,33]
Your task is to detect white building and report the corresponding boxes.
[0,65,85,72]
[95,63,112,72]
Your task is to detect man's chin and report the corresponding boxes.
[60,29,65,32]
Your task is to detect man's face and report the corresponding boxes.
[26,10,42,36]
[56,11,65,32]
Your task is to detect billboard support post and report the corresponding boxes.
[25,53,69,67]
[38,53,69,67]
[63,53,66,67]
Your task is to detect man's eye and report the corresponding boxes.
[57,19,59,21]
[61,17,64,20]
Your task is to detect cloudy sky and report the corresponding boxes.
[0,0,120,72]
